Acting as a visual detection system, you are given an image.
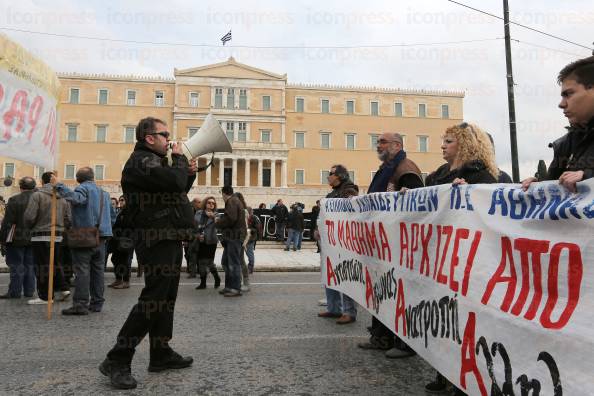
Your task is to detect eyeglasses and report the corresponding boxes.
[377,139,394,144]
[328,172,336,176]
[206,201,216,205]
[147,131,170,139]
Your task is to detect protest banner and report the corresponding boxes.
[0,33,60,169]
[320,180,594,395]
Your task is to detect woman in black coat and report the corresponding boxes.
[424,122,499,395]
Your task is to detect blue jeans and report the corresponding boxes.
[221,240,242,291]
[285,229,300,249]
[71,240,106,309]
[326,287,357,318]
[245,241,255,272]
[275,221,286,240]
[297,230,303,250]
[5,245,35,297]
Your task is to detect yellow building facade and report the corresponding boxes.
[1,58,463,207]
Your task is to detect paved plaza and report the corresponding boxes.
[0,270,435,395]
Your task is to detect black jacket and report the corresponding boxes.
[121,142,196,241]
[0,190,34,246]
[547,118,594,181]
[272,203,288,222]
[326,180,359,199]
[287,209,304,231]
[425,160,497,187]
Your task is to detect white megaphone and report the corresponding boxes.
[167,113,232,169]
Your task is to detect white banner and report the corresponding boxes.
[0,34,60,169]
[320,179,594,395]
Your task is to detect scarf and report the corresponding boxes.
[367,150,406,193]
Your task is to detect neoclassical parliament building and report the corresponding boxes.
[2,57,463,206]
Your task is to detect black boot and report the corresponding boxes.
[211,269,221,289]
[195,275,207,290]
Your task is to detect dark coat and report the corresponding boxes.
[121,142,196,241]
[216,194,247,241]
[326,180,359,199]
[272,203,289,223]
[287,209,304,231]
[547,118,594,181]
[0,190,35,246]
[425,160,497,187]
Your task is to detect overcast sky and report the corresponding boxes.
[2,0,592,179]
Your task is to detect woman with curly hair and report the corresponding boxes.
[424,122,498,395]
[194,196,221,289]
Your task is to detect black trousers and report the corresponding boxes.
[107,239,183,364]
[32,241,67,301]
[112,249,133,282]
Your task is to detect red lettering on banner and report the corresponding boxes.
[394,278,407,336]
[365,222,378,256]
[350,221,361,255]
[461,231,481,297]
[399,222,409,267]
[419,224,432,277]
[481,237,517,311]
[540,242,583,329]
[337,221,345,249]
[436,225,453,285]
[379,222,391,262]
[409,223,419,270]
[0,84,4,104]
[460,312,487,396]
[27,95,43,140]
[511,239,549,317]
[432,225,442,280]
[365,267,374,310]
[449,228,470,292]
[357,222,369,256]
[325,220,336,246]
[326,257,337,286]
[3,90,28,140]
[42,108,57,154]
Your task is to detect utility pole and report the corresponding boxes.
[503,0,520,182]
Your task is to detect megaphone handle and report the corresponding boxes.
[196,153,216,173]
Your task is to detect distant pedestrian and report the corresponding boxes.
[271,199,288,242]
[284,204,303,251]
[193,196,221,290]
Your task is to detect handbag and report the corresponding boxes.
[66,188,104,248]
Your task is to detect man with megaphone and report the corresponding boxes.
[99,116,198,390]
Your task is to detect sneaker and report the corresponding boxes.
[27,297,47,305]
[223,289,242,297]
[61,305,89,316]
[385,346,416,359]
[317,298,327,306]
[99,358,137,390]
[240,285,251,292]
[218,288,231,295]
[55,290,71,302]
[148,352,193,372]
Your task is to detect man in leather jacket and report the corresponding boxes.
[100,117,197,390]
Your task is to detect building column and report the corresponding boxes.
[257,158,263,187]
[232,158,237,186]
[205,158,212,186]
[218,158,225,187]
[244,159,251,187]
[270,159,276,188]
[281,160,288,187]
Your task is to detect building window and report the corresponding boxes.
[296,97,304,112]
[418,103,427,118]
[214,88,223,108]
[67,125,78,142]
[35,166,45,180]
[65,165,76,180]
[127,90,136,106]
[124,126,135,143]
[262,95,271,111]
[418,136,428,152]
[189,92,199,107]
[441,104,449,119]
[226,88,235,109]
[321,99,330,114]
[239,89,247,109]
[295,132,305,148]
[69,88,79,104]
[188,128,199,139]
[261,130,271,143]
[348,171,355,182]
[238,122,247,142]
[3,163,14,178]
[321,170,330,183]
[98,89,108,105]
[295,169,304,185]
[395,102,403,117]
[370,134,379,148]
[346,133,356,150]
[96,125,107,142]
[320,133,330,149]
[155,91,164,106]
[225,121,234,141]
[370,101,379,116]
[94,165,105,181]
[346,100,354,114]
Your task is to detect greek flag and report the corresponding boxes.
[221,30,232,45]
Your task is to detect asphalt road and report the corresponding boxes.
[0,272,434,395]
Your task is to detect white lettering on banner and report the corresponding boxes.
[320,180,594,396]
